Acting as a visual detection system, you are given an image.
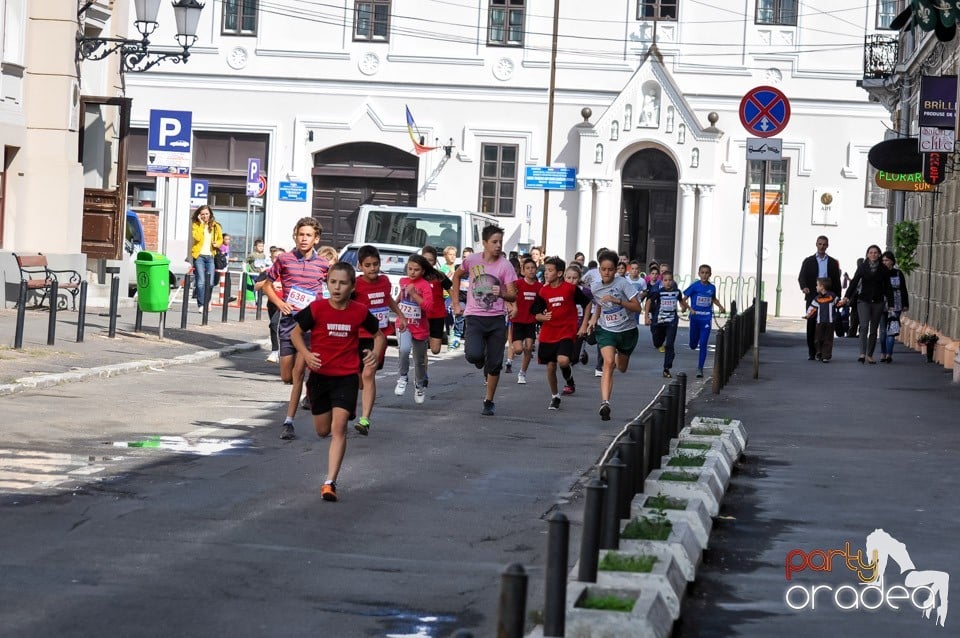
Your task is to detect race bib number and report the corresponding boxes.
[370,306,390,329]
[287,286,317,311]
[399,301,421,321]
[695,295,711,308]
[601,305,629,327]
[660,297,677,312]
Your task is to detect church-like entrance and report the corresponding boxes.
[619,148,678,266]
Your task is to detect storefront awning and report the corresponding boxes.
[868,138,923,174]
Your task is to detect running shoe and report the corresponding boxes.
[321,481,338,502]
[549,396,561,410]
[414,388,426,404]
[280,423,296,440]
[394,377,408,395]
[658,345,666,353]
[696,368,704,378]
[355,417,370,436]
[561,384,576,396]
[266,350,279,363]
[599,402,611,421]
[300,395,311,410]
[594,369,603,378]
[580,350,589,365]
[481,400,496,416]
[504,361,513,374]
[517,372,527,384]
[663,369,672,378]
[451,338,461,349]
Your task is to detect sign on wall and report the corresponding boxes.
[918,75,957,128]
[524,166,576,190]
[147,109,192,177]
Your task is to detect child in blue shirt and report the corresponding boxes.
[683,264,725,378]
[644,271,690,378]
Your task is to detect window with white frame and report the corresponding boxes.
[355,1,390,41]
[756,0,797,26]
[638,0,678,21]
[865,166,888,208]
[479,144,517,217]
[488,0,524,47]
[876,0,903,30]
[748,159,790,209]
[222,0,257,35]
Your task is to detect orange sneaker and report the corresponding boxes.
[321,482,338,502]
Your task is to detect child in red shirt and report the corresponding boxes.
[394,254,434,404]
[353,245,407,435]
[291,262,385,502]
[530,257,591,410]
[512,258,542,385]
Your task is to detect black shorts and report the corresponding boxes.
[358,337,385,371]
[511,322,537,343]
[278,315,307,358]
[306,372,360,420]
[428,317,446,339]
[538,339,576,364]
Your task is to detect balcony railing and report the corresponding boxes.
[864,34,899,79]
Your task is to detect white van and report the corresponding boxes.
[353,205,499,255]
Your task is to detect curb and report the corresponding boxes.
[0,340,270,397]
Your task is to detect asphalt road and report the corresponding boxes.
[0,339,701,637]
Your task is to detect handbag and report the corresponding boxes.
[214,249,228,270]
[886,318,900,337]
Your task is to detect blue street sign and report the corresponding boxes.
[246,158,261,196]
[190,179,209,208]
[147,109,192,177]
[278,181,308,202]
[524,166,576,190]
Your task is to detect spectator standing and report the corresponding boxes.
[188,205,223,312]
[798,235,842,360]
[879,250,909,363]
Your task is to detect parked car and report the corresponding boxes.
[338,242,416,336]
[124,211,145,296]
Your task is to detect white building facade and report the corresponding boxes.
[124,0,897,314]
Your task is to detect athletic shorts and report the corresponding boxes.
[511,322,537,343]
[358,337,385,371]
[278,315,308,358]
[428,318,446,340]
[538,339,576,364]
[595,326,639,356]
[306,372,360,419]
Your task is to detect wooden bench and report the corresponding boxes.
[12,253,82,310]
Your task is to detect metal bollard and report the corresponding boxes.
[46,280,59,345]
[616,440,637,519]
[544,511,568,638]
[676,372,687,431]
[238,274,247,323]
[713,329,725,394]
[14,281,27,349]
[600,457,624,550]
[669,379,683,437]
[450,631,474,638]
[661,383,676,438]
[134,306,143,332]
[628,418,649,493]
[107,275,119,338]
[256,289,263,321]
[76,281,88,343]
[202,284,211,326]
[181,272,191,329]
[578,478,605,583]
[496,563,528,638]
[651,401,669,468]
[221,270,231,323]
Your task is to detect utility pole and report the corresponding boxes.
[540,0,560,253]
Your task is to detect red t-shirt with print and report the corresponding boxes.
[514,278,543,325]
[354,274,394,338]
[294,299,379,376]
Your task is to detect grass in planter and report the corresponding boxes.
[622,513,673,541]
[577,593,637,612]
[667,452,706,467]
[677,441,711,451]
[645,493,687,510]
[599,552,658,573]
[690,425,722,436]
[660,470,699,482]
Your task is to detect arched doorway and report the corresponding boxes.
[312,142,418,248]
[619,148,678,266]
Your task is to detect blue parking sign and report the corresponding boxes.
[190,179,209,208]
[147,109,192,178]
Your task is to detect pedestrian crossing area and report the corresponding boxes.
[0,448,113,493]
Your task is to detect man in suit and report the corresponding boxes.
[798,236,842,360]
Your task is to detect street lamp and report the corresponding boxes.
[77,0,205,73]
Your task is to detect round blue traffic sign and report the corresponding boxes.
[739,86,791,138]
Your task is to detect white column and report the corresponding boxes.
[576,178,594,256]
[594,179,615,251]
[676,183,697,280]
[696,184,715,269]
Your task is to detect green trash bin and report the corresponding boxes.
[135,251,171,312]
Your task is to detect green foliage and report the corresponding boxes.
[667,452,707,467]
[690,425,722,435]
[622,512,673,541]
[598,552,658,573]
[577,593,637,612]
[893,220,920,275]
[660,470,700,482]
[918,332,939,345]
[677,441,711,451]
[645,493,688,510]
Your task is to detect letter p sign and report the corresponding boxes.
[159,118,182,146]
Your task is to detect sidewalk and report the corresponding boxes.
[0,301,270,394]
[675,320,959,637]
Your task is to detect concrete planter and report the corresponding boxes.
[678,425,741,461]
[644,469,723,517]
[689,416,748,450]
[630,493,712,550]
[620,519,702,582]
[669,437,734,478]
[560,583,673,638]
[661,450,730,490]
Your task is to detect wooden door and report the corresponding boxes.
[312,176,417,249]
[79,96,131,259]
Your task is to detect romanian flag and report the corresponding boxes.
[406,105,439,155]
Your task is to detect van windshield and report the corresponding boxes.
[364,210,461,249]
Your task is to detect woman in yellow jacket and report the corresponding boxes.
[189,205,223,311]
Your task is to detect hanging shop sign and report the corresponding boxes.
[874,170,935,192]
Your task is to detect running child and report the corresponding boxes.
[353,245,408,435]
[625,260,648,323]
[564,264,592,369]
[290,262,385,502]
[512,258,542,384]
[531,257,591,410]
[420,245,454,357]
[394,254,434,404]
[644,271,690,378]
[581,250,645,421]
[683,263,725,378]
[261,218,330,440]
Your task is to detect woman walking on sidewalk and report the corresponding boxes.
[879,250,909,363]
[841,245,893,364]
[188,205,223,311]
